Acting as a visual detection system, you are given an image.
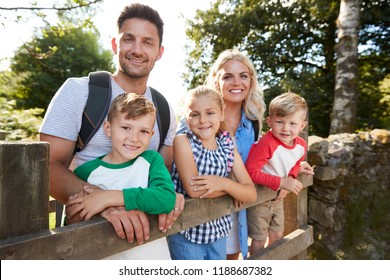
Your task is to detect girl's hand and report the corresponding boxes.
[234,199,246,208]
[191,175,226,198]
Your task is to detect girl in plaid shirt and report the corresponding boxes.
[167,86,256,260]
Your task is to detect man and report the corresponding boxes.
[39,3,183,245]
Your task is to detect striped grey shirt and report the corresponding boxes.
[39,75,177,170]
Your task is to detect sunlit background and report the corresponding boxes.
[0,0,212,112]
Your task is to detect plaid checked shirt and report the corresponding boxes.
[171,130,235,244]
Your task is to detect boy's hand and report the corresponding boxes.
[299,161,315,175]
[280,177,303,195]
[66,186,106,221]
[275,189,290,200]
[65,186,90,223]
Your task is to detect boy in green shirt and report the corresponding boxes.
[66,92,176,259]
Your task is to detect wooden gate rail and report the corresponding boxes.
[0,142,312,260]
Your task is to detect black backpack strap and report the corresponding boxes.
[76,71,112,152]
[252,119,259,141]
[150,87,170,151]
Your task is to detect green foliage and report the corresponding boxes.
[10,25,114,111]
[184,0,390,136]
[0,71,42,140]
[0,0,103,28]
[0,98,43,141]
[0,0,111,140]
[357,62,390,131]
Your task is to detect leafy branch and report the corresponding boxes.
[0,0,103,11]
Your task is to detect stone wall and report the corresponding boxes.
[307,129,390,259]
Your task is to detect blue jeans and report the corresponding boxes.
[167,233,227,260]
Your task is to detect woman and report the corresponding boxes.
[206,49,265,259]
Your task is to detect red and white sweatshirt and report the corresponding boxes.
[245,130,307,191]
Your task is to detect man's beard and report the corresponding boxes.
[119,58,156,79]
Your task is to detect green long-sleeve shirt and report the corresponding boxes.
[74,150,175,214]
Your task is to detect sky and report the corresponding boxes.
[0,0,213,112]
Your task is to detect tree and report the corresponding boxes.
[355,0,390,131]
[10,25,114,111]
[184,0,340,136]
[0,0,104,73]
[0,0,103,26]
[184,0,389,136]
[330,0,361,134]
[0,0,112,140]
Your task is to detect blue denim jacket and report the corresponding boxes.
[177,110,257,258]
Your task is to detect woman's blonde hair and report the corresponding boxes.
[205,49,266,131]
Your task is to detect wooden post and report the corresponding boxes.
[283,117,311,259]
[283,192,298,236]
[283,175,311,259]
[284,174,310,234]
[0,142,50,240]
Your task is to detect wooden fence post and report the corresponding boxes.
[0,142,49,241]
[283,182,309,259]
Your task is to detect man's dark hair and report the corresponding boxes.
[117,3,164,45]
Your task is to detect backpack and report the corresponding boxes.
[76,71,170,152]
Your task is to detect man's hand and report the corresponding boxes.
[101,207,150,245]
[158,193,185,233]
